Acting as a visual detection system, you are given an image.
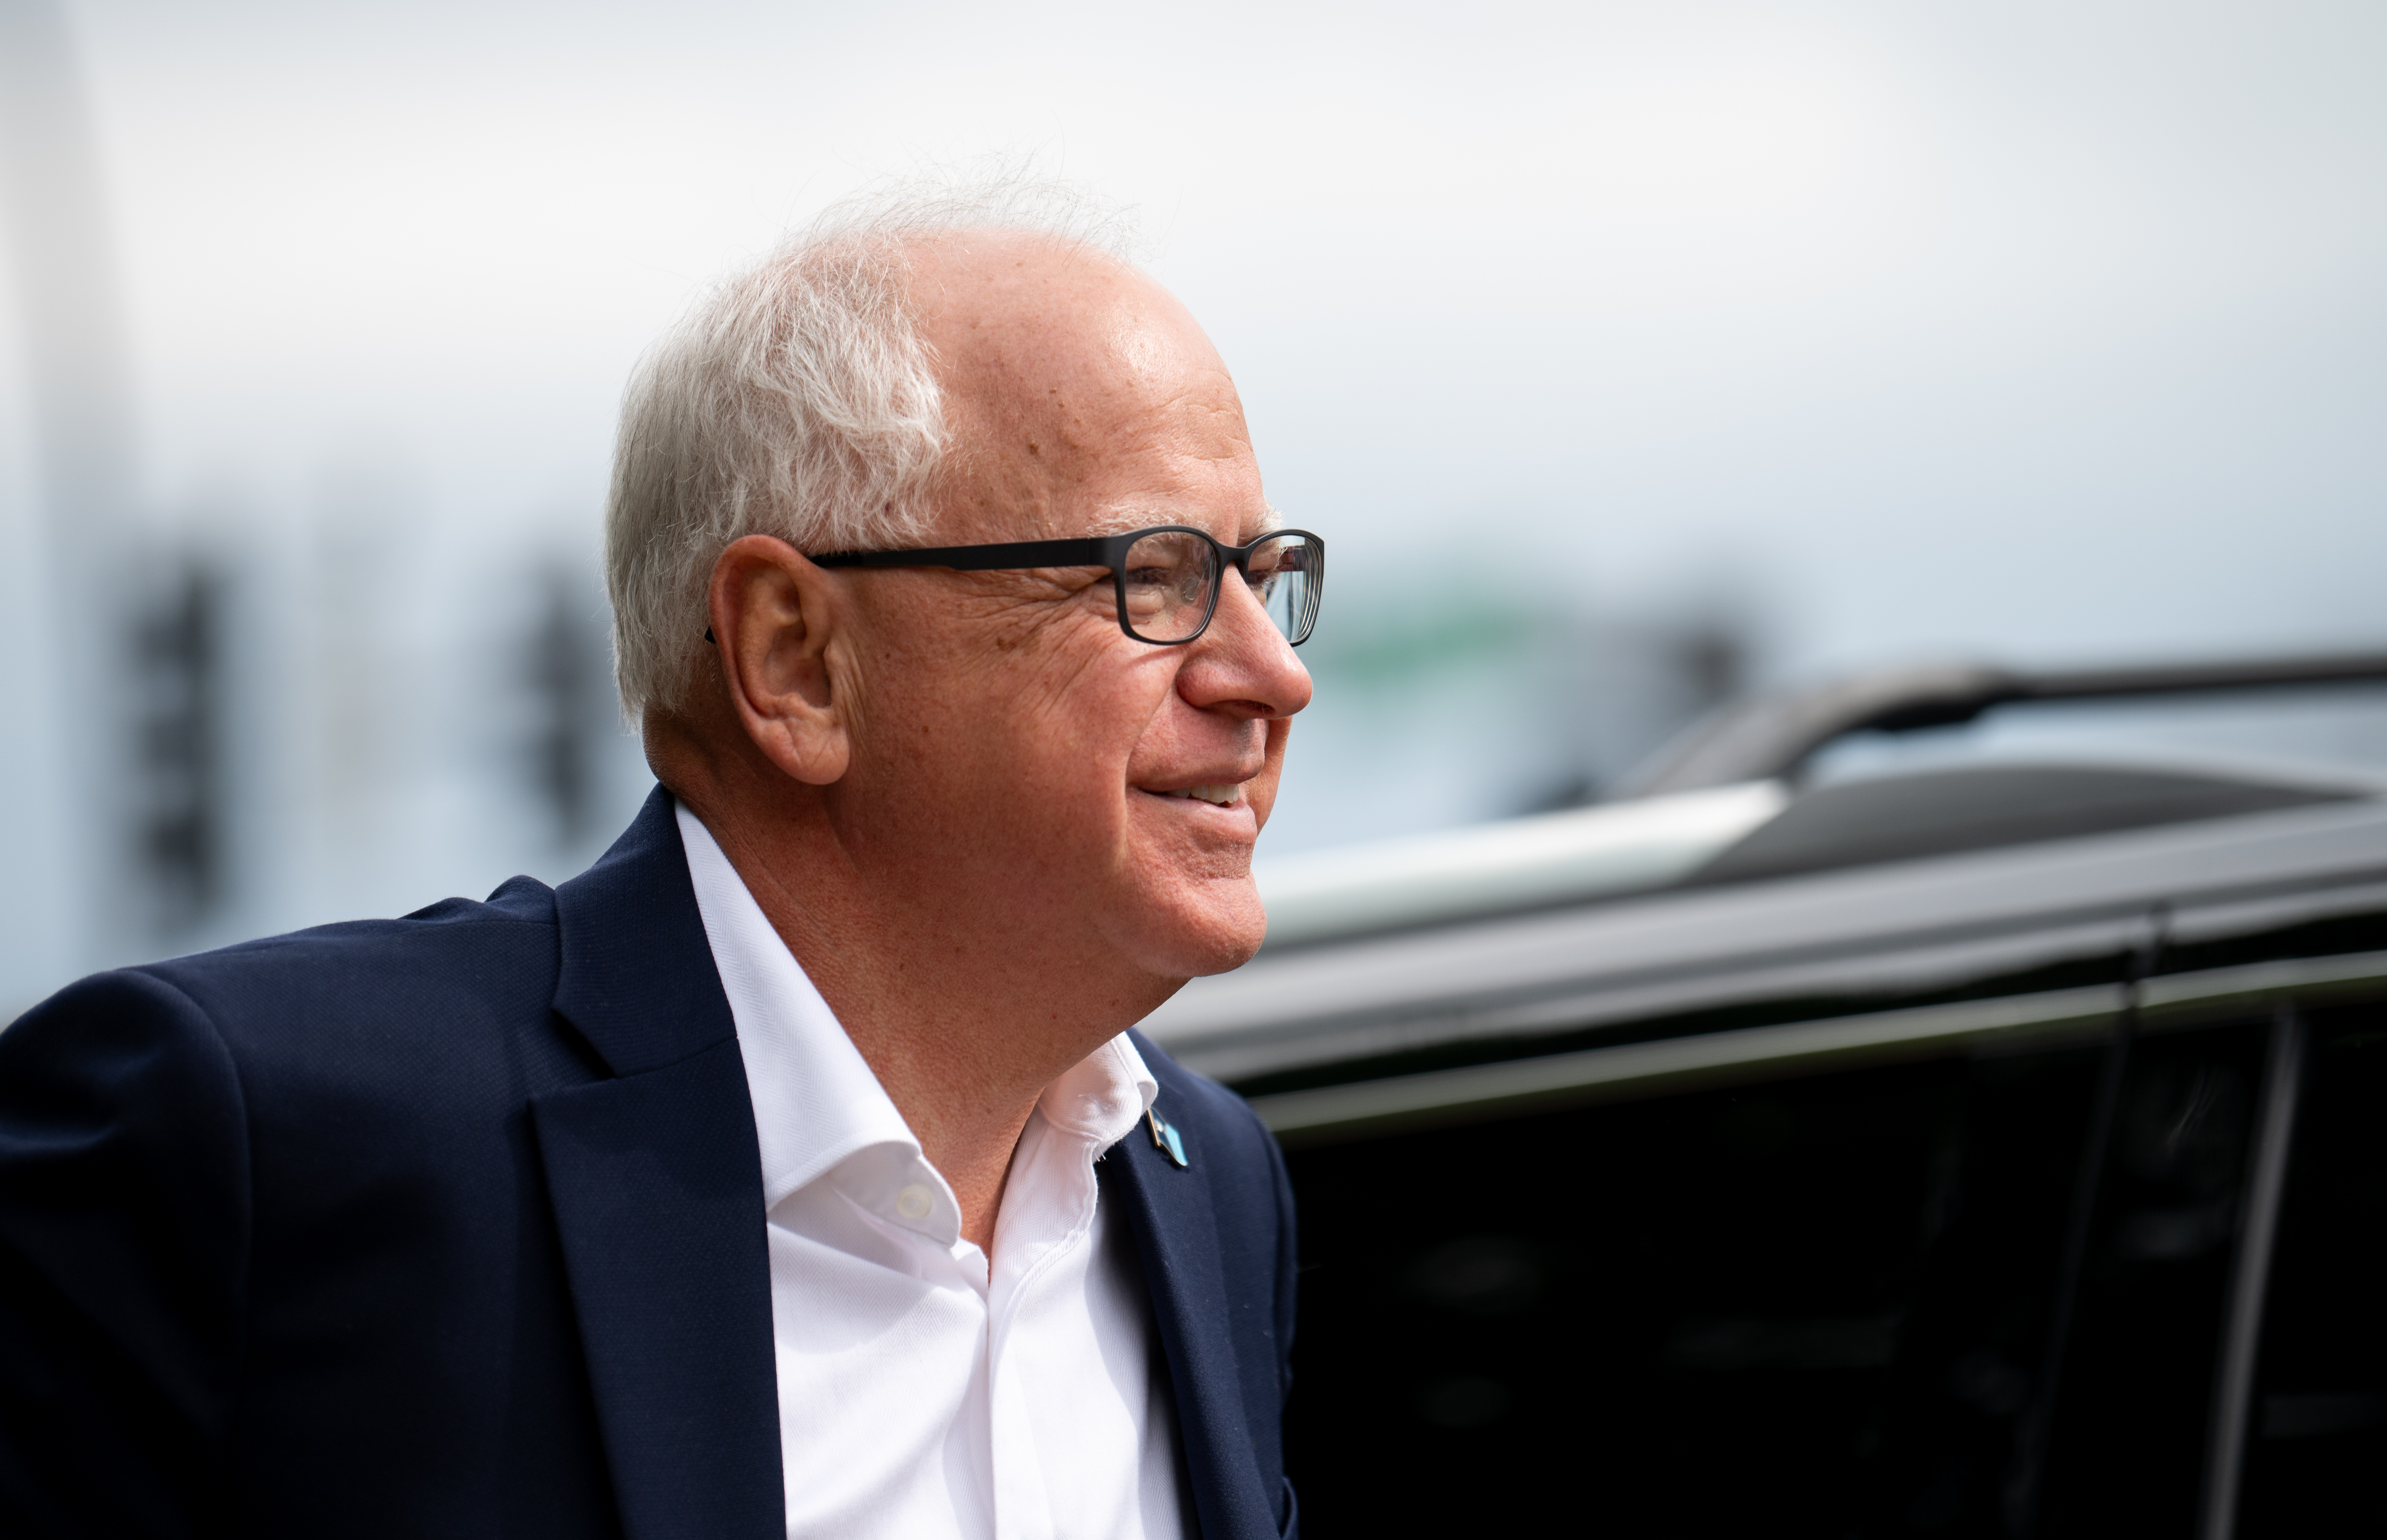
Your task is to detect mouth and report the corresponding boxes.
[1152,783,1242,807]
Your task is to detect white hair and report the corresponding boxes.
[604,173,1136,721]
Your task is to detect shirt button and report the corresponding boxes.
[895,1184,933,1221]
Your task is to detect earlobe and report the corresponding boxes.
[709,536,853,787]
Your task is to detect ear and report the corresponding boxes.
[707,535,852,786]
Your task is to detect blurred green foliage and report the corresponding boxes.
[1299,586,1568,693]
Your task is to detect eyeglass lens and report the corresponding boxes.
[1118,531,1319,645]
[1248,534,1320,645]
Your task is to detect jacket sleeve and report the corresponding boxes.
[0,970,250,1537]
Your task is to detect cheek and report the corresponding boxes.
[1036,623,1180,753]
[898,633,1176,843]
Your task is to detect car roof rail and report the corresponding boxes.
[1616,650,2387,798]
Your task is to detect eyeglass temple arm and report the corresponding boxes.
[809,537,1118,571]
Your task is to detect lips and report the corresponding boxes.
[1157,784,1240,806]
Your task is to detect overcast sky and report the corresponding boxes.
[20,0,2387,672]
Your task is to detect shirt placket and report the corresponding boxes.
[984,1116,1107,1540]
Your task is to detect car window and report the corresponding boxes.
[1283,1044,2108,1535]
[2233,1003,2387,1535]
[1277,1012,2333,1536]
[2023,1020,2269,1537]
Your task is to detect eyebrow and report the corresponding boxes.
[1080,509,1159,537]
[1078,505,1284,537]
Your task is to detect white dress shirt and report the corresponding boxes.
[677,804,1189,1540]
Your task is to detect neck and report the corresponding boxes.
[655,725,1172,1250]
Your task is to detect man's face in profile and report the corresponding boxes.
[822,233,1313,988]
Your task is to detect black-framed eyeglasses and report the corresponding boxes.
[810,525,1324,647]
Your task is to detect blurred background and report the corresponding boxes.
[3,0,2384,1017]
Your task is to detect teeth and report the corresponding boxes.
[1165,784,1239,806]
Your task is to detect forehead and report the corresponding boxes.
[903,232,1268,545]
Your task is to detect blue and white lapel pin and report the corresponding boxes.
[1146,1107,1189,1168]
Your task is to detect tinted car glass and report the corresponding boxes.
[1283,1043,2108,1537]
[2026,1019,2270,1537]
[1279,1012,2343,1537]
[2235,1002,2387,1536]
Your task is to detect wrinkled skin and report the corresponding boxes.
[646,230,1312,1244]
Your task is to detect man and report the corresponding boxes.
[0,183,1320,1539]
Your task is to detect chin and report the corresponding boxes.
[1112,878,1270,980]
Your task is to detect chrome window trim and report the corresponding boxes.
[1254,949,2387,1148]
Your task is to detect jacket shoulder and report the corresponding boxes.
[122,874,563,1044]
[5,876,582,1125]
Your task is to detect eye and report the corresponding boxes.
[1122,565,1185,596]
[1119,565,1173,621]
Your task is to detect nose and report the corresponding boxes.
[1177,566,1314,721]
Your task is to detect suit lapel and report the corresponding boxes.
[534,788,782,1540]
[1104,1097,1276,1540]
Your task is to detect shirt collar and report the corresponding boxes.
[678,801,916,1213]
[1038,1033,1159,1148]
[676,800,1161,1220]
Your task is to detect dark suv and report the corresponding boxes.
[1145,653,2387,1539]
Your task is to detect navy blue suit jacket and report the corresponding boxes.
[0,789,1298,1539]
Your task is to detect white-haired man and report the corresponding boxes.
[0,186,1321,1540]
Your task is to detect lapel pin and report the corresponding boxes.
[1147,1107,1189,1168]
